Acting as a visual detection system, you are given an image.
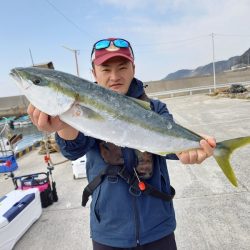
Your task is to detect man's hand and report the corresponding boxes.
[27,104,79,140]
[176,135,216,164]
[27,104,67,132]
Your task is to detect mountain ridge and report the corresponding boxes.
[163,48,250,80]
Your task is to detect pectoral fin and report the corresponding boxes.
[128,96,151,110]
[73,103,104,120]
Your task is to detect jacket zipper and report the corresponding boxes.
[133,196,140,246]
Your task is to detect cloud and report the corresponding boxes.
[92,0,250,81]
[1,0,250,97]
[98,0,146,10]
[97,0,218,14]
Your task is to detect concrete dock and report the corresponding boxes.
[0,94,249,250]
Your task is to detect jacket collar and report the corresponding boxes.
[126,78,145,98]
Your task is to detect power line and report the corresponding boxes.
[214,33,250,37]
[135,35,210,54]
[136,34,209,46]
[134,32,250,54]
[44,0,94,39]
[135,33,250,48]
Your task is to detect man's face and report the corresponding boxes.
[92,57,135,94]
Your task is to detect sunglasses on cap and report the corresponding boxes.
[91,38,134,57]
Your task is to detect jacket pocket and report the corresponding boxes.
[92,185,101,223]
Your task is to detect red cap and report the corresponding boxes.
[92,38,134,66]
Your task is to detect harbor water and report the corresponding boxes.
[13,124,44,152]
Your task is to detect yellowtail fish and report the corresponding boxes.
[10,67,250,187]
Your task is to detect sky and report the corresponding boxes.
[1,0,250,97]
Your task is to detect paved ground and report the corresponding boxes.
[0,94,249,250]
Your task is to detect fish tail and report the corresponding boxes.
[214,136,250,187]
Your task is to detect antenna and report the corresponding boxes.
[29,48,35,66]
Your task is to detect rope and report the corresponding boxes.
[43,132,69,166]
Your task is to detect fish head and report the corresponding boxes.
[10,67,76,116]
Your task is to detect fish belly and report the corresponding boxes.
[60,102,199,154]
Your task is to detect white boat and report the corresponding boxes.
[13,115,32,128]
[0,122,22,157]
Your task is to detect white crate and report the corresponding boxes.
[0,188,42,250]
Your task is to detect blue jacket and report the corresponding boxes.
[55,78,178,248]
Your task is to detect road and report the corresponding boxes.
[0,94,249,250]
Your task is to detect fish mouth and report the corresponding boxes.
[10,68,31,90]
[10,68,22,82]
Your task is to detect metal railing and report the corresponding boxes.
[147,80,250,98]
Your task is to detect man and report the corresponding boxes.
[28,38,216,250]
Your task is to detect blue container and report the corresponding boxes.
[0,155,18,173]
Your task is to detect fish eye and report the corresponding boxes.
[33,79,41,85]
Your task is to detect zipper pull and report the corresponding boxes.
[133,168,146,191]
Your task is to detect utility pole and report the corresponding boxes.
[211,33,216,90]
[62,45,80,76]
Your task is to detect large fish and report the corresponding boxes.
[10,67,250,187]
